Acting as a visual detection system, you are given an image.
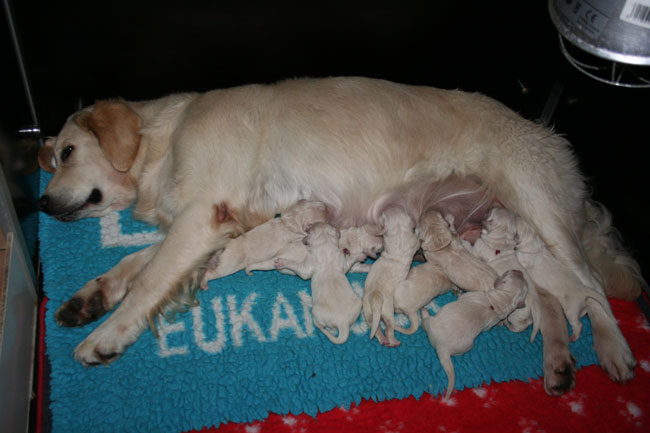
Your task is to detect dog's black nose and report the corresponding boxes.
[38,195,50,214]
[87,188,102,204]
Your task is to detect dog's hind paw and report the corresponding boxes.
[543,356,576,396]
[55,289,107,327]
[587,298,637,382]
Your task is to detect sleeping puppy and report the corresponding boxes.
[515,216,612,342]
[393,262,453,335]
[465,207,542,341]
[421,269,527,399]
[38,77,640,381]
[274,223,362,344]
[362,204,420,347]
[198,199,327,286]
[245,224,381,275]
[338,224,384,273]
[419,210,498,292]
[468,207,578,393]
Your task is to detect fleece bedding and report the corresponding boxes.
[39,176,601,433]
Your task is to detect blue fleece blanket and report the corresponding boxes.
[40,174,599,433]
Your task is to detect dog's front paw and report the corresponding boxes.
[55,280,108,327]
[274,258,287,269]
[72,312,144,367]
[74,331,124,367]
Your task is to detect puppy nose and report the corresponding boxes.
[38,195,51,214]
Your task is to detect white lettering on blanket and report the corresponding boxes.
[156,283,375,357]
[100,212,164,248]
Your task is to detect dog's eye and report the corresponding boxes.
[60,145,74,162]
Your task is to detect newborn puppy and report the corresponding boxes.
[515,216,610,341]
[245,239,308,275]
[466,207,542,341]
[200,199,327,286]
[274,223,362,344]
[393,262,453,335]
[419,210,498,292]
[246,224,382,275]
[421,269,527,399]
[338,224,384,272]
[362,204,420,347]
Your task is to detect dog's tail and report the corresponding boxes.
[367,291,383,340]
[439,352,456,400]
[318,324,350,345]
[395,311,420,335]
[582,200,645,300]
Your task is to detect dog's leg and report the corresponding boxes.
[586,297,636,382]
[55,244,159,327]
[72,204,238,366]
[273,258,312,280]
[537,287,576,396]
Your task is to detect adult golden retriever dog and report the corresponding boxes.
[38,77,641,390]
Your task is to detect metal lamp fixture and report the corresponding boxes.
[548,0,650,87]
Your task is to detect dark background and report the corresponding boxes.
[2,0,648,281]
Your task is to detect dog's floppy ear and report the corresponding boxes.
[37,137,57,173]
[75,100,142,172]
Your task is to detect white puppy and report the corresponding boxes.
[466,207,542,341]
[274,223,362,344]
[245,223,382,275]
[362,204,420,347]
[393,262,453,335]
[199,199,327,286]
[338,224,384,272]
[419,210,498,292]
[421,269,527,399]
[515,216,611,342]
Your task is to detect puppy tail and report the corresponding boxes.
[439,353,456,400]
[395,311,420,335]
[368,292,383,340]
[319,325,349,345]
[582,200,645,300]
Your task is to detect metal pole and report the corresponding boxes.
[3,0,41,135]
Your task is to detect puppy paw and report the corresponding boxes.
[543,356,576,396]
[55,284,107,327]
[274,258,287,269]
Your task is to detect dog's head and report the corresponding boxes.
[281,200,328,235]
[303,222,339,246]
[494,269,527,309]
[418,210,453,251]
[483,207,517,242]
[37,100,142,221]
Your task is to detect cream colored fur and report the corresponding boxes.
[421,270,527,399]
[38,77,640,380]
[274,223,361,344]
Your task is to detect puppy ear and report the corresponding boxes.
[37,137,57,173]
[75,100,142,172]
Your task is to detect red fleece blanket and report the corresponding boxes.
[37,298,650,433]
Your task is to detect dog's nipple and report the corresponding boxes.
[343,248,350,255]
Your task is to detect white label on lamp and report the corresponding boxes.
[620,0,650,29]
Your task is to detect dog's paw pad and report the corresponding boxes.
[55,291,108,327]
[544,362,576,396]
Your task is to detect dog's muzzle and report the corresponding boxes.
[38,188,103,219]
